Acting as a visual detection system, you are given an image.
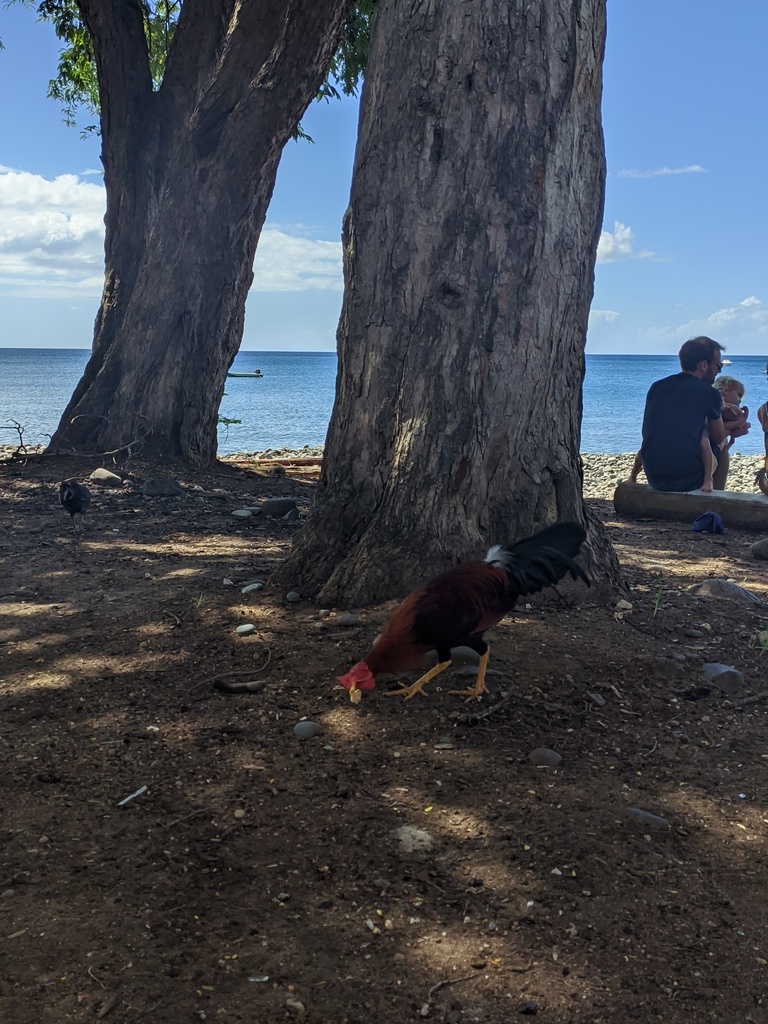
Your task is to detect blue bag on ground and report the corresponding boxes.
[691,512,727,535]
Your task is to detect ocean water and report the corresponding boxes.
[1,349,766,455]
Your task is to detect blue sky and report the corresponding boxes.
[1,1,767,354]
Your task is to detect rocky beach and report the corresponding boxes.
[218,445,767,502]
[6,443,765,502]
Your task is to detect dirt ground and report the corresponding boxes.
[1,454,768,1024]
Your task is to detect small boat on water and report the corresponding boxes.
[227,370,263,378]
[721,359,732,366]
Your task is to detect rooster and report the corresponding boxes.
[337,522,589,703]
[59,479,91,532]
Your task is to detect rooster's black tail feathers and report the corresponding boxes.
[485,522,590,596]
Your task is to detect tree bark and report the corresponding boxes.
[276,0,620,604]
[48,0,352,465]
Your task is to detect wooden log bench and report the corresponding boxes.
[613,481,768,531]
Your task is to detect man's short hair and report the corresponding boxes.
[678,336,725,372]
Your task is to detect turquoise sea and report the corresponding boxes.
[1,349,766,456]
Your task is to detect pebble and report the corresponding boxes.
[519,1001,538,1015]
[235,624,256,636]
[528,747,562,767]
[394,825,434,854]
[285,997,306,1017]
[335,612,358,626]
[685,628,705,638]
[702,663,745,689]
[241,582,264,594]
[626,807,671,830]
[286,591,301,603]
[587,691,606,706]
[231,509,253,518]
[293,720,323,739]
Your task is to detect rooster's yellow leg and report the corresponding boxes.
[449,648,490,702]
[385,660,452,700]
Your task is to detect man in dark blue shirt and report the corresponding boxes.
[638,337,728,492]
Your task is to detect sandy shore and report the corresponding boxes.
[4,444,765,502]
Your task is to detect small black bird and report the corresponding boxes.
[59,479,91,532]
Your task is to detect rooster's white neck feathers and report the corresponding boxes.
[484,545,511,569]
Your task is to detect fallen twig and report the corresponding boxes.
[734,690,768,707]
[117,785,148,807]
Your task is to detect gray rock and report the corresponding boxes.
[423,645,481,668]
[143,477,183,496]
[241,582,264,594]
[286,591,301,603]
[336,612,359,626]
[750,537,768,560]
[282,508,300,522]
[626,807,671,830]
[685,628,705,638]
[293,720,323,739]
[394,825,434,854]
[89,468,123,487]
[231,509,254,518]
[702,663,745,690]
[235,623,256,636]
[261,498,298,517]
[528,747,562,767]
[692,578,761,605]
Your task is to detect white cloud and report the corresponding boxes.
[618,165,705,179]
[648,297,768,342]
[0,168,343,299]
[252,231,342,292]
[597,221,654,263]
[589,308,620,325]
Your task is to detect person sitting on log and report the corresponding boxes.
[629,337,749,492]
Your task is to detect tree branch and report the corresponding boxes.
[75,0,155,163]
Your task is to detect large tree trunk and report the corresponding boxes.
[276,0,618,605]
[47,0,351,465]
